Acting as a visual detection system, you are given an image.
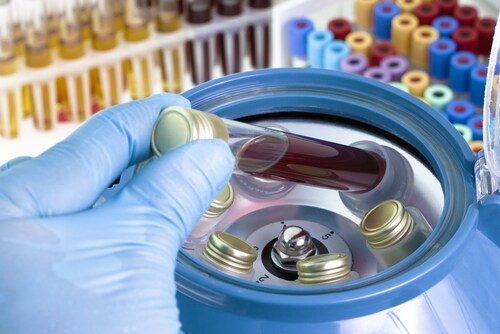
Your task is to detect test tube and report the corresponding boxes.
[217,0,244,75]
[43,0,61,51]
[23,0,56,131]
[78,0,92,40]
[151,106,387,193]
[124,0,154,99]
[186,0,214,85]
[113,0,125,32]
[248,0,271,69]
[57,0,91,123]
[11,0,24,56]
[0,0,22,138]
[90,0,122,109]
[156,0,183,93]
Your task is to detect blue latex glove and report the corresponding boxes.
[0,94,235,333]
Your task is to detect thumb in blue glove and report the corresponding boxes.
[0,93,235,334]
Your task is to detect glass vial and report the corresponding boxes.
[57,0,89,123]
[90,0,120,110]
[360,199,433,269]
[216,0,244,75]
[184,183,234,249]
[124,0,153,99]
[247,0,272,69]
[185,0,214,85]
[151,106,387,193]
[0,0,21,138]
[296,253,359,285]
[156,0,183,93]
[24,0,55,131]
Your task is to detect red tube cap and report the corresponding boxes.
[452,26,479,54]
[327,18,352,41]
[474,17,496,56]
[371,41,397,66]
[414,3,440,25]
[453,5,478,26]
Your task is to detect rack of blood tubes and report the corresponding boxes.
[0,0,275,140]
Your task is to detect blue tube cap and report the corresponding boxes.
[288,17,315,57]
[373,2,401,41]
[469,64,488,107]
[307,29,334,68]
[323,40,351,70]
[432,16,459,38]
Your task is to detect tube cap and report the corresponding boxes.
[288,18,314,57]
[151,106,229,156]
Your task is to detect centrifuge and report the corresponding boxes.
[160,28,500,334]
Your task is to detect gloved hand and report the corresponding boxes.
[0,94,235,334]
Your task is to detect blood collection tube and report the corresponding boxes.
[307,29,333,68]
[186,0,214,85]
[323,40,351,71]
[370,41,396,66]
[360,200,433,269]
[124,0,154,99]
[327,18,351,41]
[454,124,473,143]
[410,26,439,68]
[363,67,392,83]
[354,0,378,30]
[217,0,244,75]
[340,53,369,75]
[288,17,314,67]
[453,5,477,26]
[373,2,401,41]
[0,0,21,138]
[423,84,453,110]
[57,0,91,123]
[401,70,430,96]
[432,16,459,38]
[436,0,457,16]
[23,0,56,131]
[380,55,408,81]
[113,0,125,32]
[391,13,419,56]
[345,31,372,59]
[445,99,474,124]
[413,3,439,25]
[451,26,478,54]
[474,18,495,57]
[449,51,476,94]
[395,0,421,14]
[10,0,24,57]
[156,0,183,93]
[469,64,488,107]
[429,38,457,80]
[152,106,386,193]
[44,0,61,51]
[248,0,272,69]
[389,82,410,93]
[78,0,92,41]
[90,0,121,110]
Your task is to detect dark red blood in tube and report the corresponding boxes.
[237,133,386,192]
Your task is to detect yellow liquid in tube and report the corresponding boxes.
[124,19,151,99]
[156,12,182,93]
[25,29,54,131]
[91,24,120,109]
[0,55,20,138]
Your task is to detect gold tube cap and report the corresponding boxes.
[203,183,234,218]
[151,106,229,156]
[297,253,352,285]
[204,232,258,274]
[360,199,415,248]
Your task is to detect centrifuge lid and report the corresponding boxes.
[483,13,500,179]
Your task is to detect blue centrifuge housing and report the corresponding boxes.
[173,61,500,332]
